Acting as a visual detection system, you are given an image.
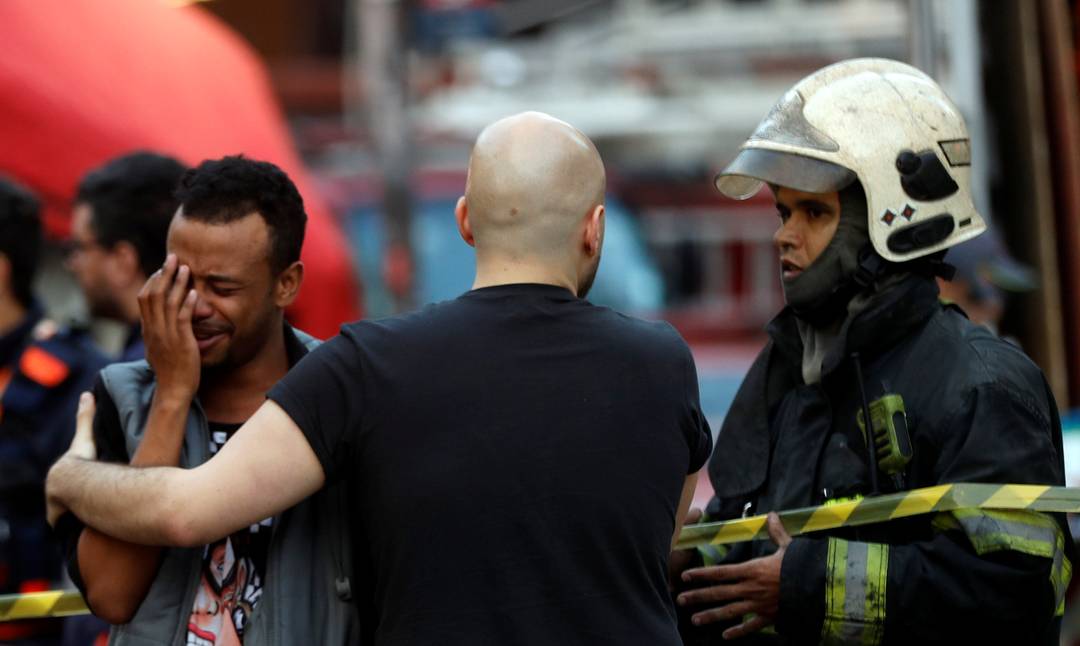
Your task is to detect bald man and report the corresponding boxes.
[46,112,711,645]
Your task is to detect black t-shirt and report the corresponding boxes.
[269,283,712,646]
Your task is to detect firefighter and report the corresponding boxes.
[672,58,1071,645]
[0,176,106,645]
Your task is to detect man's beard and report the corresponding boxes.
[199,312,279,379]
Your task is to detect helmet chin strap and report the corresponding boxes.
[919,254,957,281]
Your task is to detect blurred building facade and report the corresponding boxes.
[209,0,1080,408]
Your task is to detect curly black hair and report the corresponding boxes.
[174,155,306,275]
[0,176,42,308]
[76,151,188,277]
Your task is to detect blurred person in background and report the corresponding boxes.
[52,156,359,646]
[66,151,187,361]
[671,59,1070,644]
[935,226,1037,335]
[63,151,186,646]
[0,176,107,645]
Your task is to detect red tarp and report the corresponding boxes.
[0,0,361,338]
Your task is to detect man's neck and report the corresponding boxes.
[197,320,290,424]
[0,296,28,339]
[472,258,577,294]
[119,280,144,326]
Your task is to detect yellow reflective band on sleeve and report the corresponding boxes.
[821,539,888,646]
[823,539,847,644]
[949,509,1058,558]
[1052,526,1072,617]
[936,508,1072,618]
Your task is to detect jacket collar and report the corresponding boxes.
[708,274,941,502]
[0,301,44,366]
[283,323,313,368]
[765,274,941,381]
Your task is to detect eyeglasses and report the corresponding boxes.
[62,238,104,258]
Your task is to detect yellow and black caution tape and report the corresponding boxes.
[676,482,1080,550]
[4,482,1080,622]
[0,590,88,622]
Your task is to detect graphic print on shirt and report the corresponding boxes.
[186,425,272,646]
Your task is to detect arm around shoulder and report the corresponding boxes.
[49,398,324,551]
[154,399,327,547]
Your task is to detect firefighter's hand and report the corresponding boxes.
[668,507,703,591]
[139,254,199,403]
[46,392,97,527]
[677,512,792,639]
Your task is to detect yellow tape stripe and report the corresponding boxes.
[891,483,950,518]
[0,590,88,621]
[804,499,858,532]
[5,483,1078,622]
[709,515,766,545]
[980,484,1051,509]
[676,482,1080,551]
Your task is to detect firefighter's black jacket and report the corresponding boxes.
[681,275,1071,645]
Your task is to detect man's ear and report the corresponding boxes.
[583,204,605,257]
[274,261,305,308]
[455,196,475,248]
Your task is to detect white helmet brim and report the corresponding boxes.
[714,148,857,200]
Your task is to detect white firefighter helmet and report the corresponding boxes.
[715,58,985,263]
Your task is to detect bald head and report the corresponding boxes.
[463,112,605,261]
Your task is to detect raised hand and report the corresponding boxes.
[137,254,199,404]
[46,392,97,526]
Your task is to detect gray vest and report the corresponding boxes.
[99,330,361,646]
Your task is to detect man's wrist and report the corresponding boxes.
[46,456,77,506]
[151,387,194,413]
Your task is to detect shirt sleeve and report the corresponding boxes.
[56,374,128,596]
[678,335,713,474]
[267,333,364,484]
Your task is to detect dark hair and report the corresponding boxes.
[174,155,306,275]
[0,176,42,308]
[76,151,187,277]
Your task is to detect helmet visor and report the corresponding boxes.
[714,148,857,200]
